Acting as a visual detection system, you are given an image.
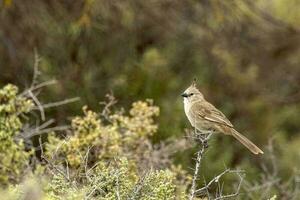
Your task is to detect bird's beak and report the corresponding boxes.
[181,93,188,98]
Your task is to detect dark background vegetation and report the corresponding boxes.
[1,0,300,198]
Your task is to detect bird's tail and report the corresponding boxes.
[231,129,264,155]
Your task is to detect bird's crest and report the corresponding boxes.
[191,78,197,87]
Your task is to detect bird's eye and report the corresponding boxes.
[190,93,194,96]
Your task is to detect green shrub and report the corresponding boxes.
[46,100,159,168]
[0,84,188,199]
[1,158,178,200]
[44,99,190,199]
[0,84,33,185]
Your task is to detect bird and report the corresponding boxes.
[181,81,264,155]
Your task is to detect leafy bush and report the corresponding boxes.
[46,100,160,168]
[0,84,33,185]
[0,84,189,199]
[46,158,176,200]
[45,99,189,199]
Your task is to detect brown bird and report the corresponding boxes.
[182,81,263,155]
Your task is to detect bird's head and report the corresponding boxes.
[181,80,204,102]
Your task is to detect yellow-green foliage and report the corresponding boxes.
[47,105,121,166]
[45,174,85,200]
[1,158,177,200]
[0,87,180,199]
[44,100,188,199]
[0,84,33,185]
[45,158,176,200]
[0,84,186,199]
[111,100,159,141]
[89,158,175,200]
[136,169,176,200]
[86,158,138,200]
[46,100,159,168]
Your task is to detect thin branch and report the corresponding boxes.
[189,130,213,200]
[196,169,230,194]
[28,90,45,121]
[32,97,80,110]
[52,138,68,160]
[84,146,93,181]
[24,125,70,138]
[39,137,70,182]
[214,172,244,200]
[30,49,41,89]
[41,155,70,182]
[30,79,57,92]
[99,93,117,122]
[20,119,55,138]
[39,136,44,155]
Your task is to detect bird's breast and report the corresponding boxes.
[183,99,190,117]
[184,100,195,126]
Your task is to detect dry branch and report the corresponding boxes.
[188,129,245,200]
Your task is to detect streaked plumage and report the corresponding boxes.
[182,82,263,155]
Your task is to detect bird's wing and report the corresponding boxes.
[190,101,234,128]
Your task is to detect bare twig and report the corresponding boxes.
[20,119,54,138]
[196,168,244,200]
[83,146,93,181]
[197,169,230,193]
[52,138,68,160]
[86,186,99,199]
[41,155,70,181]
[38,136,44,156]
[28,90,45,121]
[24,125,70,138]
[214,171,244,200]
[189,130,213,200]
[39,137,70,182]
[19,80,57,99]
[32,97,80,110]
[30,49,41,89]
[188,127,246,200]
[99,93,117,121]
[19,50,57,98]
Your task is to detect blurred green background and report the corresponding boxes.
[1,0,300,193]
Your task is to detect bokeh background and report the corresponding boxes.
[1,0,300,198]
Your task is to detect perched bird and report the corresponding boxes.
[181,81,263,155]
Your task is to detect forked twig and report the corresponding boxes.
[189,130,213,200]
[188,128,245,200]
